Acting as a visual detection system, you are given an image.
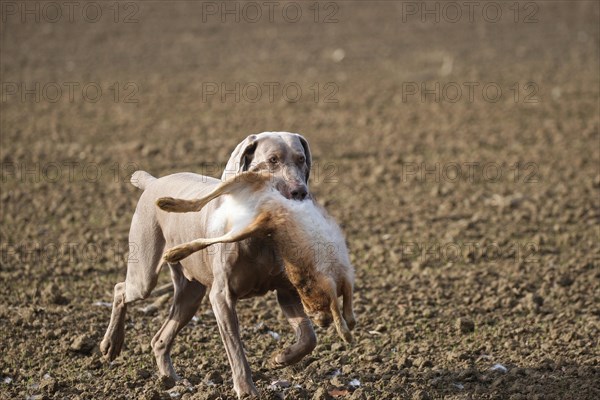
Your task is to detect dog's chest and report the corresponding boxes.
[232,239,288,298]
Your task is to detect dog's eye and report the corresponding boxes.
[298,156,305,164]
[269,156,278,164]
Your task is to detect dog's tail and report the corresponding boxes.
[130,170,157,190]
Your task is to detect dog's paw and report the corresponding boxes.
[235,382,259,399]
[267,353,287,370]
[163,246,192,263]
[100,331,124,361]
[267,347,307,369]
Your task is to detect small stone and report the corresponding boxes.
[490,363,508,373]
[40,378,58,394]
[41,283,68,305]
[350,388,366,400]
[399,356,413,368]
[330,375,345,386]
[527,293,544,306]
[187,374,201,385]
[446,351,460,362]
[137,369,151,380]
[270,379,291,388]
[312,387,332,400]
[85,357,102,370]
[557,274,574,287]
[492,377,505,388]
[412,389,431,400]
[204,370,223,384]
[456,318,475,334]
[331,342,345,352]
[286,386,309,399]
[365,354,382,363]
[70,334,95,355]
[458,368,480,382]
[139,305,158,315]
[414,357,432,369]
[191,389,221,400]
[144,389,161,400]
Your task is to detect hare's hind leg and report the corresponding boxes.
[163,211,273,263]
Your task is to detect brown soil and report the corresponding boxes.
[1,1,598,399]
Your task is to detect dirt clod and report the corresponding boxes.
[204,370,223,385]
[414,357,433,369]
[412,389,431,400]
[312,387,332,400]
[40,378,58,394]
[158,375,176,390]
[41,283,68,305]
[69,335,95,355]
[137,369,152,380]
[456,318,475,334]
[143,388,161,400]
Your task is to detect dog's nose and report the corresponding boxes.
[290,186,308,200]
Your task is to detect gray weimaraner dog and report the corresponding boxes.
[100,132,315,398]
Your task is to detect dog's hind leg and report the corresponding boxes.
[151,263,206,379]
[99,281,127,361]
[100,210,166,361]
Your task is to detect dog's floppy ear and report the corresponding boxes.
[296,134,312,183]
[221,135,258,180]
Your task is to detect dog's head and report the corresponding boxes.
[222,132,312,200]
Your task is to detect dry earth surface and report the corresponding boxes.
[1,1,599,399]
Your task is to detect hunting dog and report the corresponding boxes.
[101,132,324,398]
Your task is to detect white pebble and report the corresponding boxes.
[490,363,508,373]
[92,301,112,307]
[269,379,291,389]
[268,330,281,341]
[332,49,345,62]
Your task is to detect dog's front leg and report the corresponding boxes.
[209,279,258,398]
[270,288,317,367]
